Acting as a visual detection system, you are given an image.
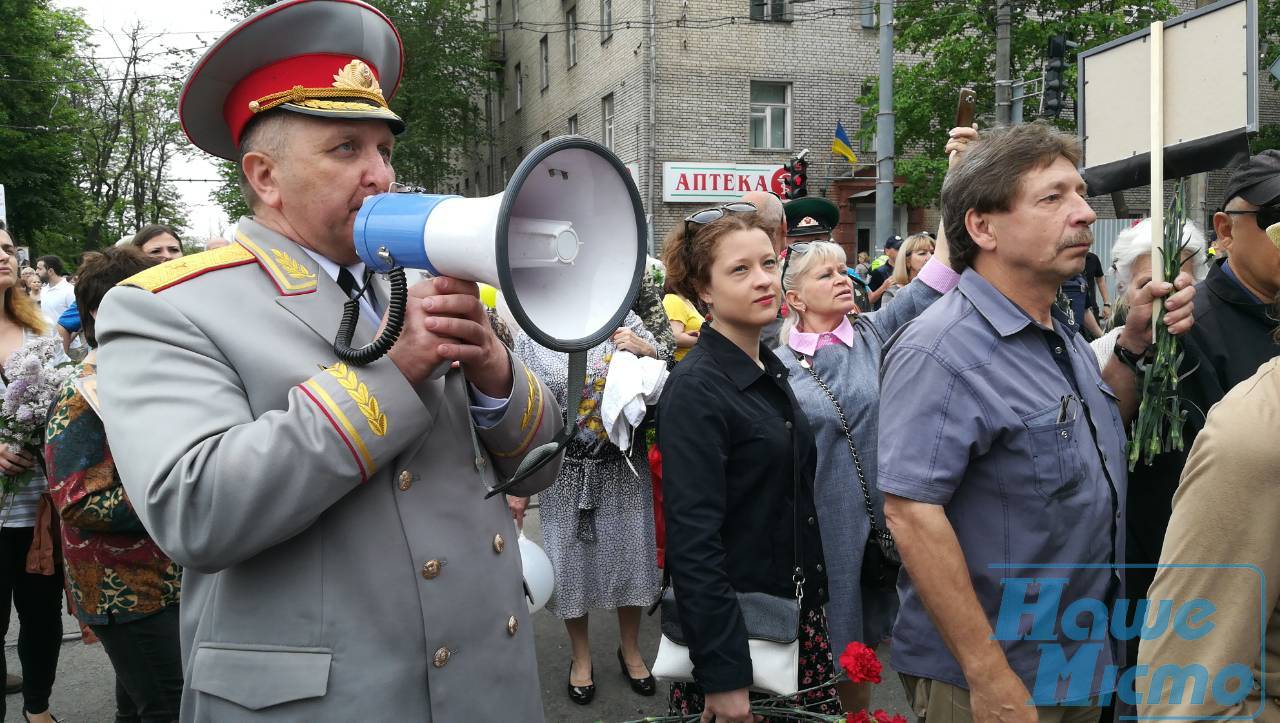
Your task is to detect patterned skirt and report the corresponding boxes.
[667,606,841,719]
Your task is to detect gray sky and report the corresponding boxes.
[54,0,234,242]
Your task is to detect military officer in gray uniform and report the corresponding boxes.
[93,1,563,720]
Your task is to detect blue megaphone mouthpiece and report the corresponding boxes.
[353,192,460,274]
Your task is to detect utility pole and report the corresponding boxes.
[995,0,1012,125]
[875,0,895,252]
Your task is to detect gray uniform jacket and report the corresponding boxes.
[95,218,563,722]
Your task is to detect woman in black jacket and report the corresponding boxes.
[657,208,836,722]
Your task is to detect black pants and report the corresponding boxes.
[0,526,64,717]
[91,605,183,723]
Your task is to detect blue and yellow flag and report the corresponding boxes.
[832,120,858,165]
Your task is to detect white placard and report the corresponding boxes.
[663,162,787,203]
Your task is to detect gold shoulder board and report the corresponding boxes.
[120,244,257,293]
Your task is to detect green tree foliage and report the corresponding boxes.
[215,0,495,221]
[0,2,191,266]
[0,1,93,260]
[859,0,1177,209]
[1252,0,1280,153]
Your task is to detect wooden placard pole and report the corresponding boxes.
[1149,21,1165,329]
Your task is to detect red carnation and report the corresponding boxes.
[872,711,907,723]
[838,641,883,684]
[846,712,871,723]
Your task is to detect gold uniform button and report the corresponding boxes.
[398,470,413,491]
[493,533,505,554]
[433,647,451,668]
[421,560,442,580]
[507,616,519,636]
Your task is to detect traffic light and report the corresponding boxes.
[787,157,809,199]
[1042,34,1067,118]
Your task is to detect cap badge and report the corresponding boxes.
[334,59,383,96]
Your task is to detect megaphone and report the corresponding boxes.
[340,137,647,496]
[341,136,646,362]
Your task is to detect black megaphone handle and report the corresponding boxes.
[484,350,585,498]
[333,267,408,366]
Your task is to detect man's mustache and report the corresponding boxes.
[1057,229,1094,252]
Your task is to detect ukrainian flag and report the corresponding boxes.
[832,121,858,165]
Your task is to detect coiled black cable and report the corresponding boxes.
[333,267,407,366]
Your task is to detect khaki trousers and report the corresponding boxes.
[899,674,1102,723]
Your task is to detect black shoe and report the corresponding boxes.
[567,659,595,705]
[5,673,20,695]
[617,647,656,696]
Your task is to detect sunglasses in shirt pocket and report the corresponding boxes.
[1021,400,1085,501]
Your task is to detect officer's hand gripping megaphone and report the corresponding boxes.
[339,137,647,494]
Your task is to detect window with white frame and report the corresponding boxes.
[601,93,615,149]
[512,0,519,23]
[750,81,790,150]
[539,35,549,89]
[567,114,578,135]
[566,7,578,66]
[514,62,523,111]
[496,0,506,55]
[750,0,792,21]
[600,0,612,41]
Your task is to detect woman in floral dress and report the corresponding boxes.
[510,311,662,707]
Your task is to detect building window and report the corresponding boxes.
[496,0,505,55]
[514,62,523,112]
[750,81,790,150]
[568,114,579,135]
[501,156,509,184]
[566,7,578,66]
[542,130,551,143]
[750,0,792,21]
[539,35,549,90]
[512,0,519,23]
[601,93,615,149]
[600,0,612,41]
[498,68,506,121]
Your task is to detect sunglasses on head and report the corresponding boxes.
[683,203,757,242]
[1223,205,1280,232]
[779,242,812,291]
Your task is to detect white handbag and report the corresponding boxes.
[650,424,806,698]
[651,589,802,696]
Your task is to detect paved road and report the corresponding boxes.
[2,506,909,722]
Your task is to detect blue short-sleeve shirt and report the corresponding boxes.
[878,269,1129,702]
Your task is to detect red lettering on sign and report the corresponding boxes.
[693,174,706,191]
[722,173,734,190]
[738,175,751,191]
[675,174,690,191]
[754,177,767,191]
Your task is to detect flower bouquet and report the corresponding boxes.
[623,641,907,723]
[0,336,74,513]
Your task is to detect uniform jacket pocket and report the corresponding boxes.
[190,643,332,710]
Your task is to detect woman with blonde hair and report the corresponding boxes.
[877,233,935,308]
[772,127,972,714]
[0,228,65,723]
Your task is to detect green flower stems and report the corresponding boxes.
[1128,180,1191,470]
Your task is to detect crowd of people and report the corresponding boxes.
[0,2,1275,722]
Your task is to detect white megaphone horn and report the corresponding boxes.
[342,137,647,495]
[342,136,646,361]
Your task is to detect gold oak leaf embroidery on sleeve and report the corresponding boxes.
[519,367,540,432]
[270,248,316,281]
[325,362,388,436]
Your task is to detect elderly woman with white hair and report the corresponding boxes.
[769,130,975,714]
[1090,218,1209,368]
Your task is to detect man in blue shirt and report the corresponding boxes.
[878,122,1197,723]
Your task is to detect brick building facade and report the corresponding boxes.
[465,0,1278,259]
[466,0,910,259]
